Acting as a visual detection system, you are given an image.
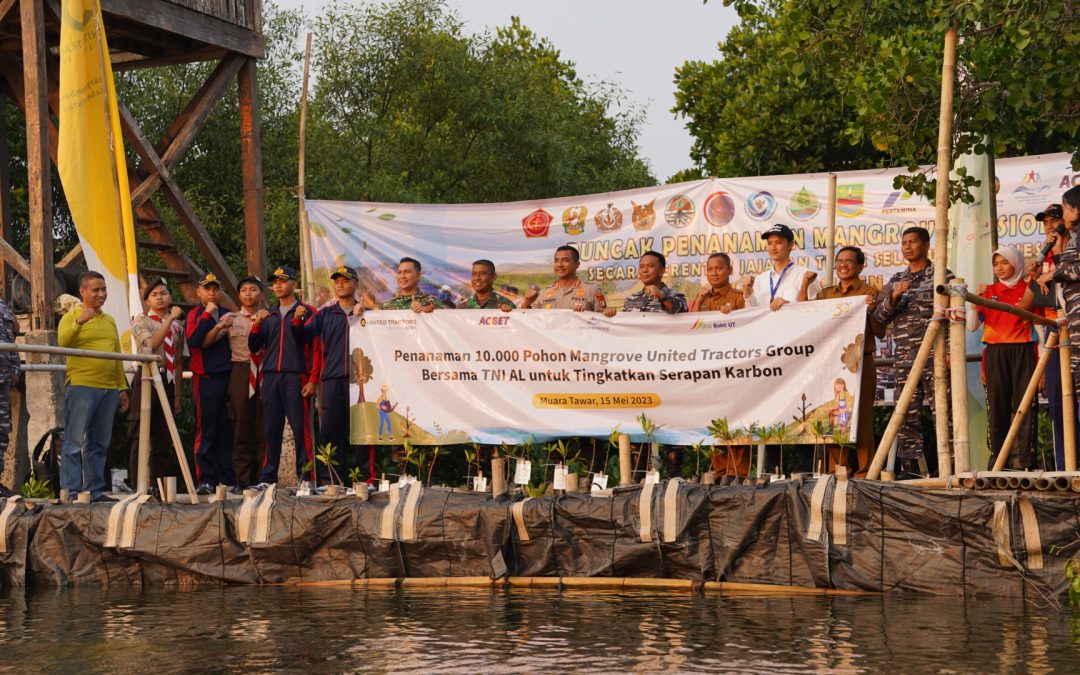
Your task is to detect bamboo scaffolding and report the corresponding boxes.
[937,285,1057,327]
[1059,310,1077,471]
[931,26,958,479]
[949,281,970,473]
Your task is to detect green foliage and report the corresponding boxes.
[21,476,53,499]
[1066,559,1080,608]
[347,466,365,485]
[678,0,1079,198]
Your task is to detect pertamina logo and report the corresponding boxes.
[478,316,510,326]
[881,190,917,215]
[522,209,552,238]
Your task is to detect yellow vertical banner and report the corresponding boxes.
[57,0,140,351]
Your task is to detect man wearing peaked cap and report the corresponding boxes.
[743,223,820,311]
[249,264,318,487]
[185,271,236,494]
[298,264,369,483]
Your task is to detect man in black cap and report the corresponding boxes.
[249,265,317,487]
[299,265,367,483]
[185,273,236,494]
[222,276,268,489]
[743,224,819,310]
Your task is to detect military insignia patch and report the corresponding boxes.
[631,198,656,231]
[562,206,588,235]
[522,209,552,238]
[664,195,695,228]
[594,203,623,232]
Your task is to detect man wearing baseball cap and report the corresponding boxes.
[299,265,367,483]
[743,224,820,310]
[185,272,237,494]
[249,265,317,487]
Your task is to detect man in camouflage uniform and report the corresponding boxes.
[871,227,953,477]
[0,297,18,492]
[1044,187,1080,398]
[607,251,688,315]
[461,260,515,310]
[380,257,444,312]
[522,245,607,312]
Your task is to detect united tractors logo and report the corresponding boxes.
[522,209,552,238]
[562,206,588,236]
[664,195,695,228]
[744,191,776,221]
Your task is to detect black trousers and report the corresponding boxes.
[984,342,1037,469]
[318,377,368,482]
[193,373,235,486]
[128,370,176,488]
[259,372,312,484]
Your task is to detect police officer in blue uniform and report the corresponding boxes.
[249,266,317,487]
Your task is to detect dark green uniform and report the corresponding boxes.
[461,292,515,309]
[380,290,444,310]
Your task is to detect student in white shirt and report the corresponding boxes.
[743,223,820,310]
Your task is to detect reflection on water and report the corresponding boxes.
[2,585,1080,672]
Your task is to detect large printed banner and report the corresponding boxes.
[307,153,1076,312]
[349,299,867,446]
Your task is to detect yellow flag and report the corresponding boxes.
[57,0,140,350]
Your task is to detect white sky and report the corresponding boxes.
[276,0,740,181]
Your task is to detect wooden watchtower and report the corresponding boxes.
[0,0,267,330]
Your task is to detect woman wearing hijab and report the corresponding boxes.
[968,245,1037,469]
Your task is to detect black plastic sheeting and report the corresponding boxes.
[1,478,1076,597]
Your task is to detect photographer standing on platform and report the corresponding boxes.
[58,272,130,502]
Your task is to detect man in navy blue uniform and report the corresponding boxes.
[185,273,236,493]
[299,265,366,482]
[249,266,316,487]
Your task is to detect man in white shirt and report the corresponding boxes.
[743,223,819,310]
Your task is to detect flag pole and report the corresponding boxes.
[298,32,316,302]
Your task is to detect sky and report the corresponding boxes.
[276,0,741,181]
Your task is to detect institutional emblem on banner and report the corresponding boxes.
[787,186,820,221]
[522,209,552,238]
[881,190,916,215]
[744,190,776,221]
[703,191,735,227]
[594,203,623,232]
[837,183,865,218]
[664,195,695,228]
[631,199,657,230]
[562,206,588,235]
[1013,170,1050,204]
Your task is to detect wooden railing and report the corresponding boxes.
[162,0,261,32]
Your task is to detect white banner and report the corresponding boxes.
[349,299,867,446]
[307,153,1076,313]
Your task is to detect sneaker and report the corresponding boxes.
[250,482,273,492]
[92,493,117,503]
[195,483,215,496]
[229,484,248,495]
[0,483,17,498]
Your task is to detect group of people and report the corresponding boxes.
[19,185,1080,500]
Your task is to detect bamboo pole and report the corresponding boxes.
[991,332,1059,471]
[938,285,1057,327]
[1060,310,1077,471]
[297,32,316,302]
[136,363,153,493]
[867,319,943,479]
[618,433,632,486]
[931,26,958,479]
[0,342,160,362]
[986,149,999,251]
[948,281,970,474]
[825,173,837,287]
[149,369,199,504]
[491,456,506,497]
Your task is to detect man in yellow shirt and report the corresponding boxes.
[57,272,130,501]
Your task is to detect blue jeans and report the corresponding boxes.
[61,385,119,498]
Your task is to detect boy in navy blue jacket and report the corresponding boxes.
[185,273,236,493]
[299,265,365,482]
[249,266,317,486]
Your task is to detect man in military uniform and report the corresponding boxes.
[0,297,19,495]
[816,246,883,475]
[380,257,443,312]
[691,253,745,313]
[461,260,515,310]
[871,227,953,477]
[521,245,607,311]
[606,251,688,314]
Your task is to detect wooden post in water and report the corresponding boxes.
[825,173,837,287]
[948,282,970,474]
[618,434,632,486]
[931,26,958,479]
[1060,310,1077,471]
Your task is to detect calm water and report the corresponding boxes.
[2,586,1078,673]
